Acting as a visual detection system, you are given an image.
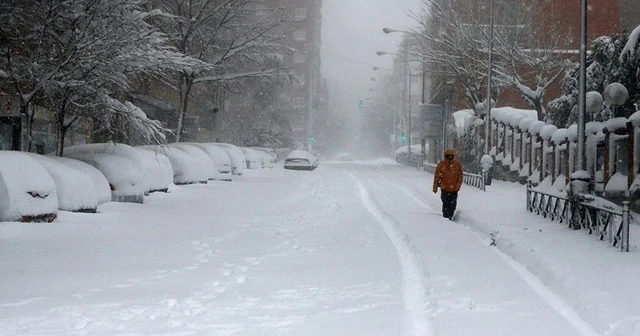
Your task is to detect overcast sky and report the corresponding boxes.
[320,0,423,107]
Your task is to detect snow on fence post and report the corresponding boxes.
[622,201,630,252]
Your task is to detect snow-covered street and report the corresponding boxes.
[1,160,638,336]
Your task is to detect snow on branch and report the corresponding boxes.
[621,25,640,61]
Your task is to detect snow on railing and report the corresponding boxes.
[526,181,633,252]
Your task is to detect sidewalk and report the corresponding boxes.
[410,168,640,336]
[461,179,639,336]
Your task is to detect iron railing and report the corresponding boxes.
[423,161,486,191]
[526,182,632,252]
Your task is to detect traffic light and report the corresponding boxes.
[358,99,364,109]
[401,132,407,142]
[309,135,315,143]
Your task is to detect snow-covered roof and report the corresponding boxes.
[602,117,629,133]
[540,125,558,140]
[551,128,569,144]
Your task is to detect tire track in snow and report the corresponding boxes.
[352,174,436,336]
[379,173,601,336]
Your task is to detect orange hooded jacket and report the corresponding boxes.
[432,148,463,193]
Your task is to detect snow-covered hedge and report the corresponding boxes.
[28,153,98,213]
[0,151,58,222]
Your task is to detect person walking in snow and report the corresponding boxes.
[432,148,464,220]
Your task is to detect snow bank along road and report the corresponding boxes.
[0,161,600,335]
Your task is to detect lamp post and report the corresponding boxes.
[484,0,495,155]
[366,97,404,153]
[376,49,414,153]
[576,0,588,171]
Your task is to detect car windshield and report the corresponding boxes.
[2,1,638,335]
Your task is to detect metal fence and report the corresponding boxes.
[526,182,633,252]
[422,160,486,191]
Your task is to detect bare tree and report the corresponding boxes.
[0,0,203,153]
[147,0,293,141]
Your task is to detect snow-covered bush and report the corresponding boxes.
[27,153,98,213]
[133,147,173,193]
[0,151,57,222]
[141,145,207,185]
[63,144,145,203]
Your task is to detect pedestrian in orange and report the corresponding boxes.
[432,148,463,220]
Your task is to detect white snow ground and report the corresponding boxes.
[1,159,639,336]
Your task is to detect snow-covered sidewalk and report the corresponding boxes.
[385,164,640,336]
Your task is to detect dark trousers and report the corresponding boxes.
[441,190,458,219]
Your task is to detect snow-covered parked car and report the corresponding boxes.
[63,143,146,203]
[48,155,112,206]
[284,150,319,171]
[168,143,219,181]
[211,143,245,176]
[250,147,276,168]
[240,147,263,169]
[187,143,233,181]
[133,147,173,193]
[27,153,99,213]
[0,151,58,222]
[140,145,208,185]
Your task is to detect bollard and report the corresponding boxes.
[622,201,630,252]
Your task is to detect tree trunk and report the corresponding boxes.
[21,102,34,152]
[55,99,67,157]
[175,74,194,143]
